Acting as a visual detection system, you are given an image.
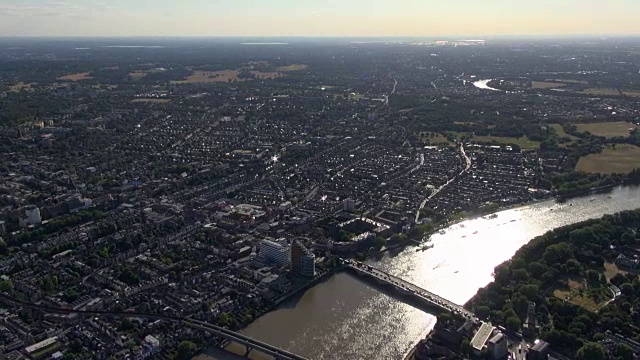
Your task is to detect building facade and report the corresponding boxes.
[291,239,315,277]
[19,206,41,228]
[258,239,290,266]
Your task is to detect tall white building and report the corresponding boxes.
[258,239,290,266]
[19,206,41,228]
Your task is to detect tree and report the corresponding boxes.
[374,236,387,249]
[219,312,231,326]
[519,284,539,301]
[0,279,13,293]
[506,316,521,333]
[615,343,634,360]
[476,306,490,319]
[118,318,133,331]
[70,338,83,352]
[576,342,606,360]
[621,232,636,245]
[460,339,472,355]
[177,341,197,360]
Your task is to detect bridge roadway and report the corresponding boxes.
[344,260,477,322]
[0,293,308,360]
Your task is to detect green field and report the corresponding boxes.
[454,133,540,149]
[550,124,579,140]
[532,81,566,89]
[575,121,639,138]
[576,145,640,174]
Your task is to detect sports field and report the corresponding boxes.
[575,122,639,138]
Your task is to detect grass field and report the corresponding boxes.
[58,72,93,81]
[552,278,608,312]
[623,90,640,97]
[604,262,627,283]
[532,81,566,89]
[576,145,640,174]
[131,98,172,103]
[172,70,241,84]
[549,124,579,141]
[417,132,454,146]
[575,121,639,137]
[277,64,308,72]
[579,87,622,96]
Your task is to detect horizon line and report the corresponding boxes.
[0,34,639,39]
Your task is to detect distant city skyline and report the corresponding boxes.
[0,0,638,37]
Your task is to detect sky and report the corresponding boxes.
[0,0,638,37]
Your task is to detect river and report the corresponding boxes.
[205,185,640,360]
[473,79,501,91]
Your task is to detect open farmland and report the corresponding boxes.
[576,145,640,174]
[575,121,639,137]
[171,70,240,84]
[579,87,622,96]
[8,82,36,92]
[131,98,172,103]
[128,71,148,80]
[57,72,93,81]
[277,64,308,71]
[250,71,281,79]
[172,69,283,84]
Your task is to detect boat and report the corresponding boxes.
[590,198,596,202]
[473,231,478,235]
[607,196,613,199]
[510,219,517,222]
[438,230,446,235]
[488,214,498,219]
[462,235,467,238]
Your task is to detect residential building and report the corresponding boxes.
[471,322,494,355]
[19,206,41,228]
[526,340,550,360]
[291,239,315,277]
[487,332,508,360]
[343,198,355,212]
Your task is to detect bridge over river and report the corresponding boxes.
[343,259,477,322]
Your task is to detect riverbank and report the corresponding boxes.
[202,185,640,360]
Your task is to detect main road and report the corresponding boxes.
[415,143,471,223]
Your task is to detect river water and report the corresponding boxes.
[473,79,501,91]
[209,186,640,360]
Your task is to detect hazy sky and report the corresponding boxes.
[0,0,638,37]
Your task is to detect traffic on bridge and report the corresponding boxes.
[342,259,478,322]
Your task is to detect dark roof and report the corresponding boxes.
[531,340,550,352]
